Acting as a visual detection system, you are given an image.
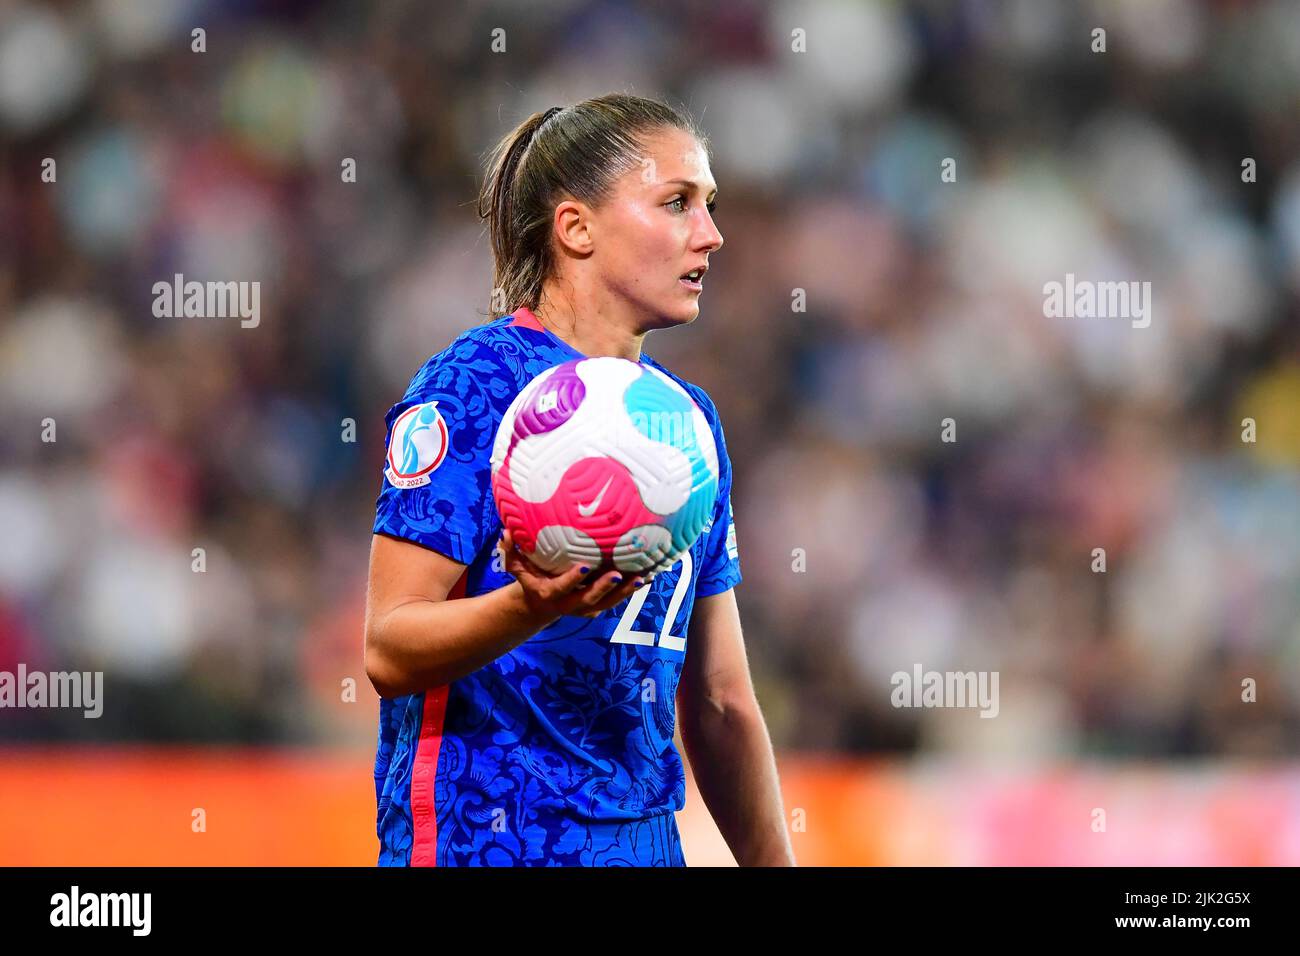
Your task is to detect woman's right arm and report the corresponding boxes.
[364,530,645,698]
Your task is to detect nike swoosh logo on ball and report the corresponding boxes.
[578,477,614,517]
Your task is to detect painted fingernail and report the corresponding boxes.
[579,566,590,574]
[612,576,623,584]
[633,578,645,588]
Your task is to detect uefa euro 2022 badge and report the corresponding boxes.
[385,401,450,489]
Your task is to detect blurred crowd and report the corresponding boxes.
[2,0,1299,756]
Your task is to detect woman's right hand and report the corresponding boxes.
[499,528,649,620]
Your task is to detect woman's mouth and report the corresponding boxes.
[679,268,705,293]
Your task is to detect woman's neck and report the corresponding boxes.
[533,287,646,362]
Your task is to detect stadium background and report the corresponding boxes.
[3,0,1300,865]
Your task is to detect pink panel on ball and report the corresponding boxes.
[493,454,663,565]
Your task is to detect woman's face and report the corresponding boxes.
[590,126,724,328]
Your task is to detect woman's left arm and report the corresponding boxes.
[676,588,796,866]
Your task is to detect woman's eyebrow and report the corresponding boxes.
[663,178,718,196]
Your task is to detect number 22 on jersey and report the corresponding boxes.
[610,551,692,652]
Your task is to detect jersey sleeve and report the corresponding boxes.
[694,401,742,598]
[372,336,515,566]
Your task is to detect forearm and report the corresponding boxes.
[366,582,558,696]
[680,700,795,866]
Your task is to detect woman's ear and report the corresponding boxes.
[553,199,595,256]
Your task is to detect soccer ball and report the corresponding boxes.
[491,357,719,575]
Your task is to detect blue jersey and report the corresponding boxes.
[371,307,742,866]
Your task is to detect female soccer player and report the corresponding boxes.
[365,93,794,866]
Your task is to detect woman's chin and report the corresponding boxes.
[640,298,701,332]
[668,300,702,326]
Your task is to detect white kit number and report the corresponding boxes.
[609,550,692,652]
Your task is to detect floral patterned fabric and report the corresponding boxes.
[372,314,741,866]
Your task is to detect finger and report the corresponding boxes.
[574,569,626,605]
[503,543,535,573]
[498,529,519,568]
[501,528,541,565]
[503,539,553,581]
[591,574,647,610]
[558,561,598,593]
[501,544,531,578]
[531,561,592,603]
[575,577,647,617]
[581,569,647,608]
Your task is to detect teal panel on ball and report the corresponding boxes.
[661,469,718,553]
[623,372,719,552]
[624,370,695,447]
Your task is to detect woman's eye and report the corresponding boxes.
[667,197,718,214]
